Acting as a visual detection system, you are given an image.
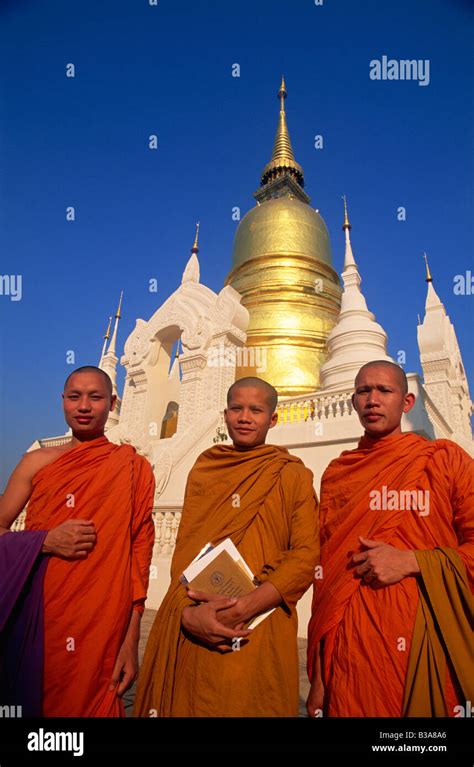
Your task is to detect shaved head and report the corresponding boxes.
[227,377,278,413]
[355,361,408,395]
[64,366,113,397]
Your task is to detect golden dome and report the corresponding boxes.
[232,196,333,269]
[225,77,341,396]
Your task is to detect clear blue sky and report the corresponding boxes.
[0,0,472,490]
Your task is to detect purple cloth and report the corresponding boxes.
[0,530,49,717]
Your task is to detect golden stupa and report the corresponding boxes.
[225,77,341,396]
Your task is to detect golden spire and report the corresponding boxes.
[115,289,123,319]
[342,195,352,231]
[423,252,432,282]
[104,315,112,340]
[107,290,123,357]
[271,76,295,163]
[99,316,112,367]
[260,77,304,190]
[191,221,200,254]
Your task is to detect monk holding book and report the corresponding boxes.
[134,376,319,717]
[307,360,474,718]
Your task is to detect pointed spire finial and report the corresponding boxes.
[99,316,113,367]
[342,195,352,231]
[270,75,294,164]
[115,289,123,318]
[342,196,357,270]
[278,75,287,111]
[257,77,305,192]
[104,315,112,340]
[106,290,123,357]
[423,252,432,282]
[191,221,200,254]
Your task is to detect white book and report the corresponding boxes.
[181,537,254,584]
[181,537,275,630]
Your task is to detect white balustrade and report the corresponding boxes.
[276,391,353,426]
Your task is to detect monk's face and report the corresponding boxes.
[352,366,415,439]
[62,372,116,439]
[224,386,278,449]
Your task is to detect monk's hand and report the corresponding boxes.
[199,592,248,629]
[182,592,252,653]
[215,581,282,629]
[42,519,96,560]
[306,678,325,718]
[352,536,420,586]
[109,638,138,697]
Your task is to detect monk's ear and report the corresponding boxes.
[269,411,278,429]
[402,392,416,413]
[351,392,357,410]
[110,394,117,412]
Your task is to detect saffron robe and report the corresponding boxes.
[402,547,474,716]
[25,436,155,717]
[307,432,474,717]
[134,443,319,717]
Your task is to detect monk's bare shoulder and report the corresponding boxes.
[0,444,76,528]
[20,442,75,481]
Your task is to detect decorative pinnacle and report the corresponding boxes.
[103,315,112,340]
[423,252,432,282]
[115,290,123,319]
[257,76,306,195]
[192,221,200,254]
[278,75,287,110]
[342,195,351,231]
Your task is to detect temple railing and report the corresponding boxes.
[37,435,71,448]
[276,391,354,424]
[10,508,182,554]
[10,510,27,531]
[152,509,182,554]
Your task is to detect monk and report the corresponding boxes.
[0,366,155,716]
[307,360,474,718]
[134,376,319,717]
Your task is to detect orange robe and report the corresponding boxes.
[25,436,155,717]
[307,432,474,717]
[134,443,319,717]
